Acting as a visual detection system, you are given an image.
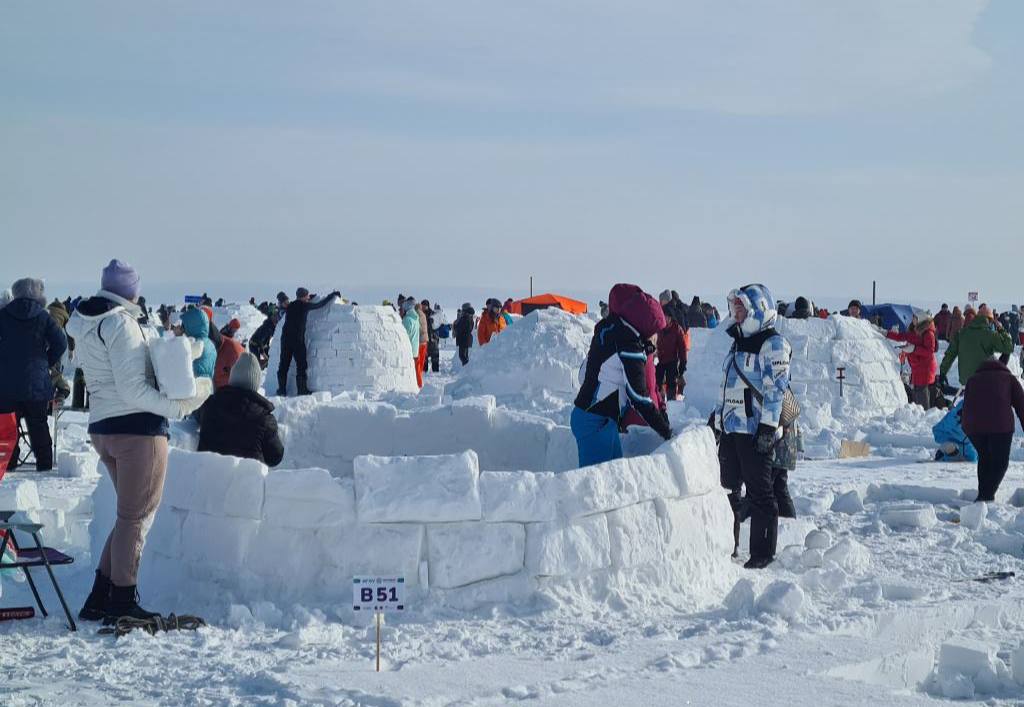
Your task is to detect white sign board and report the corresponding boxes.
[968,291,979,303]
[352,576,406,612]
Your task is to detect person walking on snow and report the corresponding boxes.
[940,304,1014,387]
[477,299,507,345]
[0,278,68,471]
[401,298,422,387]
[572,284,672,467]
[962,359,1024,502]
[453,304,475,366]
[711,283,795,570]
[68,259,211,622]
[887,312,938,409]
[276,287,340,396]
[947,305,964,341]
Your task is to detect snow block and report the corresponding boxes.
[480,471,558,523]
[959,501,987,531]
[525,514,611,577]
[554,453,682,519]
[939,638,996,680]
[427,522,525,588]
[880,503,938,530]
[181,512,260,570]
[354,450,481,523]
[804,529,832,550]
[607,502,665,568]
[162,449,267,520]
[756,580,806,620]
[0,479,40,512]
[656,491,734,563]
[823,538,870,574]
[655,426,719,497]
[435,572,538,610]
[831,489,864,514]
[316,401,398,458]
[317,523,424,586]
[57,450,99,479]
[147,506,186,560]
[263,468,355,528]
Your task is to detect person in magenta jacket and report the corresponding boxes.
[962,359,1024,501]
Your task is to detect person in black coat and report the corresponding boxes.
[277,287,340,396]
[198,352,284,466]
[0,278,68,471]
[453,304,475,366]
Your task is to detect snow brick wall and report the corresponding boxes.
[265,303,418,397]
[88,426,736,613]
[446,309,595,424]
[685,316,908,432]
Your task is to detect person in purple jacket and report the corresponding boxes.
[961,359,1024,502]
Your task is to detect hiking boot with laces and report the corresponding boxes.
[103,584,161,623]
[78,570,112,621]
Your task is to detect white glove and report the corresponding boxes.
[175,377,213,418]
[889,325,899,334]
[189,338,204,361]
[903,343,916,353]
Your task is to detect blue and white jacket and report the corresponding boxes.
[716,324,792,436]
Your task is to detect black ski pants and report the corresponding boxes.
[656,361,681,400]
[277,339,310,396]
[458,346,470,366]
[9,400,53,471]
[719,432,778,560]
[968,432,1013,502]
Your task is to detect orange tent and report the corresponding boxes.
[508,294,588,316]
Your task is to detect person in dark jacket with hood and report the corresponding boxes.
[962,360,1024,502]
[0,278,68,471]
[688,296,708,328]
[277,287,340,396]
[573,284,672,466]
[199,352,284,466]
[790,296,813,320]
[248,308,279,369]
[453,303,475,366]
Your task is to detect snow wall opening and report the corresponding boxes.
[88,426,736,614]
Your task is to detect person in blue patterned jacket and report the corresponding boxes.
[712,283,793,569]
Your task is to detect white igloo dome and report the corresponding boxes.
[265,302,418,397]
[684,315,908,431]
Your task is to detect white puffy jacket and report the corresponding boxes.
[66,290,204,424]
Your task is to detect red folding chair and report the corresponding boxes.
[0,412,16,481]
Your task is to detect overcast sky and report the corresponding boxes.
[2,1,1021,306]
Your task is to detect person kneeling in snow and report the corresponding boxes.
[572,284,672,467]
[198,352,284,467]
[711,283,796,570]
[961,359,1024,502]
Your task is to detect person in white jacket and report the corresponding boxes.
[66,259,211,622]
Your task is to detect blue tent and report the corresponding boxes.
[858,303,916,333]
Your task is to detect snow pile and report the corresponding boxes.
[265,303,418,397]
[210,302,266,344]
[88,426,736,613]
[274,394,578,477]
[446,309,594,424]
[685,316,908,455]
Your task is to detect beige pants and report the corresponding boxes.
[90,434,169,586]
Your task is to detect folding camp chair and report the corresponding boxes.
[15,417,36,469]
[0,511,77,631]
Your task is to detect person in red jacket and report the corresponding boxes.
[887,313,938,409]
[656,316,687,401]
[962,360,1024,501]
[213,324,245,389]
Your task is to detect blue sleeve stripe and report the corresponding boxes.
[618,351,647,361]
[624,379,653,406]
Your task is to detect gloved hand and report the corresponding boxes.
[903,343,916,353]
[889,325,899,334]
[754,423,778,456]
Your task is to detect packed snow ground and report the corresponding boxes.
[6,327,1024,705]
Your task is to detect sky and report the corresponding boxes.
[2,1,1022,309]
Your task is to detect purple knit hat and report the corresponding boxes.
[101,259,140,301]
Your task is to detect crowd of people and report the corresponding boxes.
[3,264,1024,620]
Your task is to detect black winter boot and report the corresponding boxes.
[745,513,778,569]
[78,570,112,621]
[103,584,161,622]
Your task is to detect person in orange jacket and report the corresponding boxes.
[477,298,507,345]
[213,320,245,389]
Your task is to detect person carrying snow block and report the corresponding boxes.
[276,287,340,396]
[572,283,672,467]
[199,352,283,466]
[932,397,977,463]
[68,259,211,622]
[940,304,1014,387]
[711,283,798,570]
[961,360,1024,502]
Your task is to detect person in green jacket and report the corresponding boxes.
[940,304,1014,386]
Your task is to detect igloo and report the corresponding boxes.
[446,308,596,423]
[684,315,908,431]
[265,302,418,397]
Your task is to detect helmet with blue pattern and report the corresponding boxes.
[727,283,777,336]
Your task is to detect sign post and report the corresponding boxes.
[968,291,979,305]
[352,576,406,672]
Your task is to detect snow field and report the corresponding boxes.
[265,302,418,397]
[87,426,735,612]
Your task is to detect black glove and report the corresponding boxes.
[754,424,777,456]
